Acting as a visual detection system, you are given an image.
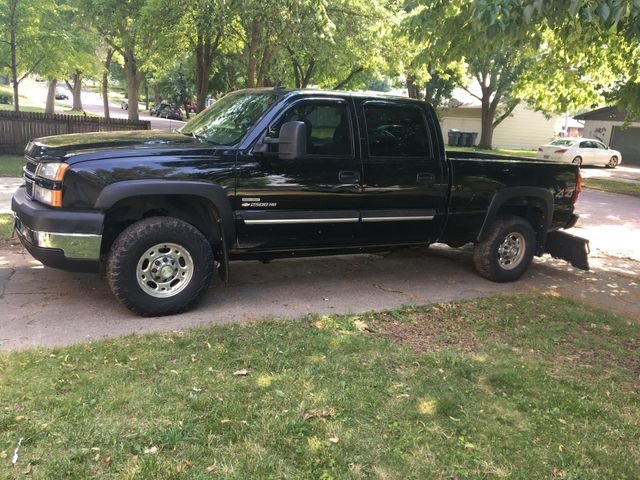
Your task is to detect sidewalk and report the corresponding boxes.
[0,177,21,214]
[580,165,640,184]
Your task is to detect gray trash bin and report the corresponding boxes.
[448,129,461,147]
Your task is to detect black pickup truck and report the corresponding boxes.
[12,88,588,316]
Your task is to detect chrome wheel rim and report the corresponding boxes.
[608,156,617,167]
[136,243,194,298]
[498,232,526,270]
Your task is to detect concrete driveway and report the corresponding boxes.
[1,189,638,350]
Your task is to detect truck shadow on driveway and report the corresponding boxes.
[0,244,637,350]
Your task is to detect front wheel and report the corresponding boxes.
[606,156,618,168]
[107,217,214,316]
[473,215,536,282]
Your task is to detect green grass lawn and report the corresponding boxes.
[447,147,537,158]
[0,155,24,177]
[0,214,13,241]
[0,294,637,479]
[582,178,640,198]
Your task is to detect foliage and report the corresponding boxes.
[473,0,640,118]
[0,154,25,177]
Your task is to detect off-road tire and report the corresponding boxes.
[107,217,214,316]
[473,215,536,283]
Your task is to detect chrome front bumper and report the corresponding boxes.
[14,215,102,260]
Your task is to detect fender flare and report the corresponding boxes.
[478,187,554,251]
[95,180,234,281]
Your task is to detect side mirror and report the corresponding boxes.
[278,121,307,160]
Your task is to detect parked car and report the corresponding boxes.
[159,106,183,120]
[150,103,170,116]
[54,88,68,100]
[12,88,588,316]
[537,138,622,168]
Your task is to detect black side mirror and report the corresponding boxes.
[278,121,307,160]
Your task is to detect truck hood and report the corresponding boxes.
[26,130,202,162]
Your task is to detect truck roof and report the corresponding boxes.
[243,87,428,104]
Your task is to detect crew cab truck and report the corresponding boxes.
[12,88,588,316]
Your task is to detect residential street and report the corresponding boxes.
[0,188,637,350]
[21,80,187,131]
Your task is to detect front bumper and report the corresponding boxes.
[12,186,103,272]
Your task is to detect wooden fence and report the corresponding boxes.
[0,111,151,154]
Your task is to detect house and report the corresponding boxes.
[574,106,640,166]
[440,103,571,150]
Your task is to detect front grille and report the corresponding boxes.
[23,156,38,199]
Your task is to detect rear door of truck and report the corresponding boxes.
[354,98,449,245]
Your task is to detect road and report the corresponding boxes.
[21,80,187,131]
[0,188,638,350]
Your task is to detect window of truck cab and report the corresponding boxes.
[268,98,354,157]
[363,102,433,158]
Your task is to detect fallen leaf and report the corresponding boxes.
[328,437,339,444]
[233,369,249,376]
[558,418,567,424]
[303,408,335,421]
[176,460,193,473]
[101,453,112,467]
[15,416,27,421]
[221,419,231,424]
[22,463,31,475]
[551,467,566,478]
[206,464,216,472]
[143,446,158,454]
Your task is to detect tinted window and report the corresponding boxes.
[579,141,591,148]
[273,102,352,156]
[594,141,606,149]
[365,105,430,157]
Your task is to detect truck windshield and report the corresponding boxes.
[180,91,278,145]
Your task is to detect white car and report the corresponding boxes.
[536,138,622,168]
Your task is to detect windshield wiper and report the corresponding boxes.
[181,131,219,145]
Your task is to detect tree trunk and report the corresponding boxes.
[478,99,495,149]
[406,74,420,99]
[195,36,213,113]
[66,72,83,111]
[45,79,57,114]
[10,13,19,112]
[247,20,260,88]
[124,49,142,121]
[102,49,113,119]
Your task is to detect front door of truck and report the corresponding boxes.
[235,97,362,250]
[356,100,448,245]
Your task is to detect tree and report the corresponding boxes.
[0,0,62,111]
[79,0,168,120]
[473,0,640,118]
[406,0,538,148]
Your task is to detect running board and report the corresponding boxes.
[544,231,590,271]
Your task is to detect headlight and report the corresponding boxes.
[36,162,68,181]
[33,162,69,207]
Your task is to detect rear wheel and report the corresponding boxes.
[107,217,214,316]
[606,156,618,168]
[473,215,536,282]
[572,156,582,166]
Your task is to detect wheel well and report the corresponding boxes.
[101,195,221,255]
[494,196,548,248]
